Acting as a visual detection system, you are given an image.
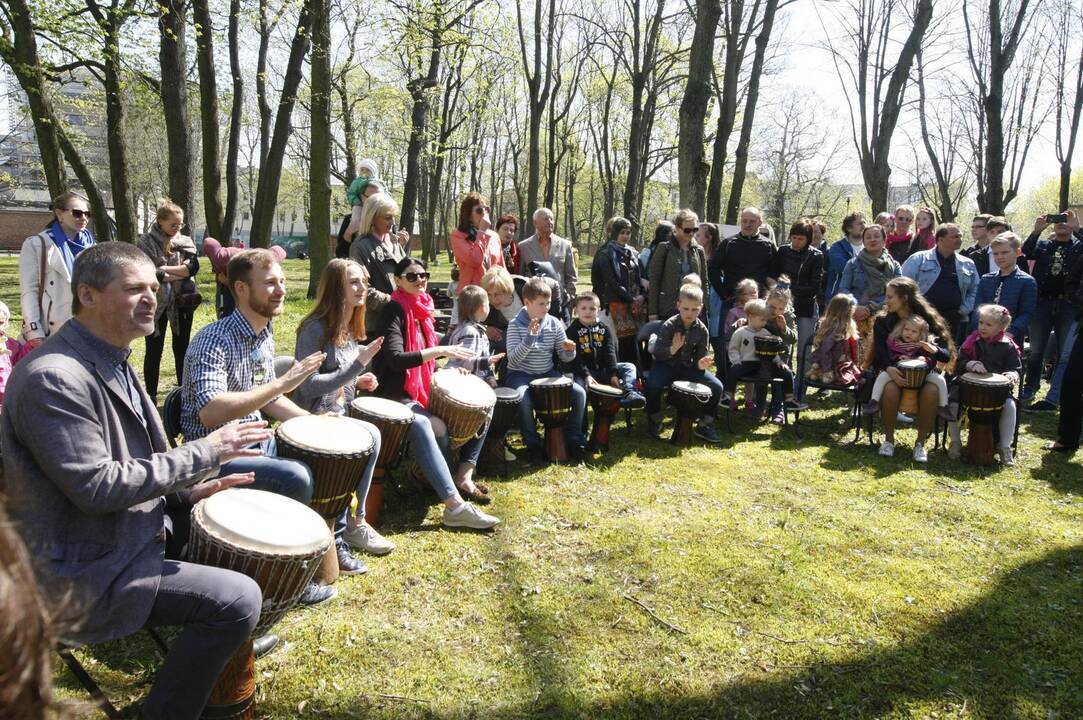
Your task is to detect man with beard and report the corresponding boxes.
[180,248,336,606]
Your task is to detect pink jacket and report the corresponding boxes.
[0,336,31,406]
[450,229,504,288]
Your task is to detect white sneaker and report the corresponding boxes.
[912,443,928,463]
[878,441,895,457]
[342,522,396,556]
[442,502,501,530]
[897,412,915,425]
[999,446,1015,465]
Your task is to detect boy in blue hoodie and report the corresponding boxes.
[504,277,586,461]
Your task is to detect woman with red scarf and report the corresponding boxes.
[372,257,500,529]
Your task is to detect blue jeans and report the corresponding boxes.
[794,315,817,400]
[220,437,314,505]
[404,402,458,501]
[1025,298,1077,396]
[1046,320,1078,404]
[576,362,638,393]
[646,362,723,422]
[506,369,587,449]
[332,419,381,538]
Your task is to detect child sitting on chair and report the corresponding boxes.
[946,304,1021,464]
[566,292,646,409]
[863,314,950,417]
[445,285,505,388]
[726,299,803,423]
[646,284,722,442]
[724,278,760,343]
[504,277,586,462]
[807,294,863,386]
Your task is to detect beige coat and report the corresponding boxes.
[19,230,75,341]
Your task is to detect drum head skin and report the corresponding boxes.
[897,359,929,370]
[590,383,624,398]
[278,415,375,455]
[351,396,414,422]
[198,488,331,555]
[960,372,1010,386]
[494,387,524,401]
[530,376,572,388]
[432,369,497,407]
[671,380,711,398]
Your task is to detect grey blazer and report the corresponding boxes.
[0,320,221,644]
[519,234,578,302]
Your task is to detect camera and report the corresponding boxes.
[1046,213,1068,224]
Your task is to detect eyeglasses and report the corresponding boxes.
[402,271,430,282]
[65,208,89,219]
[473,205,491,214]
[682,226,696,233]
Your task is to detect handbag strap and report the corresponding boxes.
[38,232,49,323]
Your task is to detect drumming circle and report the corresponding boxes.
[276,414,376,456]
[197,487,330,556]
[671,380,711,400]
[431,368,498,405]
[349,395,415,423]
[589,383,624,399]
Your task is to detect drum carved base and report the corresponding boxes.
[966,425,997,466]
[203,640,255,720]
[312,519,340,585]
[543,426,569,462]
[671,417,697,446]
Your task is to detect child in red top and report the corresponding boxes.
[0,301,31,410]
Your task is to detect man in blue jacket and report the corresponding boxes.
[901,222,979,343]
[970,230,1037,349]
[825,211,867,299]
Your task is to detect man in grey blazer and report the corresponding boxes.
[2,242,274,719]
[519,207,578,308]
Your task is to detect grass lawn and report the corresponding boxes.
[7,255,1081,719]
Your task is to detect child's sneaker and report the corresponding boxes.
[878,441,895,457]
[784,398,808,412]
[620,390,647,409]
[694,423,722,443]
[999,446,1015,465]
[912,443,928,463]
[862,400,879,416]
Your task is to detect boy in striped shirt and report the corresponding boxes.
[504,277,586,462]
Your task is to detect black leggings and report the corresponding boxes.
[144,308,195,400]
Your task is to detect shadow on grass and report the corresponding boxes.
[1030,448,1083,495]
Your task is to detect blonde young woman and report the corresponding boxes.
[293,259,391,568]
[137,200,199,400]
[348,192,412,333]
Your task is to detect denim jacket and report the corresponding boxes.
[969,268,1037,339]
[901,249,979,316]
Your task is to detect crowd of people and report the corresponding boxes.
[1,182,1081,718]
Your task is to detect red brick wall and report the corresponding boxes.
[0,210,53,252]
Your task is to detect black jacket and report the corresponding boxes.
[372,301,425,403]
[710,233,777,301]
[770,245,824,318]
[564,320,619,379]
[1021,231,1083,299]
[957,335,1021,377]
[591,242,643,307]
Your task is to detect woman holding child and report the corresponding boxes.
[865,277,956,462]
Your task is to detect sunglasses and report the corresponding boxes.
[66,208,89,219]
[402,271,430,282]
[682,226,696,233]
[473,205,491,214]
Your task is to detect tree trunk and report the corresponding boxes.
[101,5,137,242]
[256,0,274,168]
[401,27,442,236]
[192,0,225,238]
[222,0,243,241]
[517,0,557,215]
[725,0,779,224]
[158,0,194,232]
[307,0,331,296]
[677,0,721,215]
[706,0,749,223]
[250,0,313,246]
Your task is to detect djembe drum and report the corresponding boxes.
[667,380,711,445]
[428,369,496,449]
[275,415,375,585]
[754,335,785,380]
[189,489,331,720]
[349,396,414,526]
[588,383,624,451]
[895,359,930,414]
[480,387,522,474]
[530,376,573,461]
[959,372,1011,466]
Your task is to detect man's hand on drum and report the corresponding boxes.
[356,372,378,392]
[561,338,576,353]
[359,336,384,365]
[206,420,274,462]
[488,352,505,366]
[280,352,326,393]
[189,472,256,503]
[966,360,988,374]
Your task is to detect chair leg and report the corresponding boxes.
[58,647,123,720]
[147,627,170,656]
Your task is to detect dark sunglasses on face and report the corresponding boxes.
[66,208,89,219]
[402,271,430,282]
[682,226,696,233]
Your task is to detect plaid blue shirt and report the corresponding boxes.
[180,310,277,440]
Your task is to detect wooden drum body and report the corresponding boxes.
[588,383,623,451]
[754,335,785,380]
[428,369,496,449]
[349,396,414,525]
[530,376,573,462]
[667,380,711,445]
[959,372,1011,466]
[275,415,375,584]
[481,387,522,474]
[895,359,930,414]
[189,489,331,719]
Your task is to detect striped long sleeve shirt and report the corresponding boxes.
[506,307,574,375]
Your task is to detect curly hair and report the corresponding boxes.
[878,276,957,365]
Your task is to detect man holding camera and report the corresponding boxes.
[1021,210,1083,410]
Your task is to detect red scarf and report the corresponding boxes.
[392,288,437,407]
[960,328,1021,362]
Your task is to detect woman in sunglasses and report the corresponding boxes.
[450,192,504,290]
[372,257,501,530]
[18,192,97,347]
